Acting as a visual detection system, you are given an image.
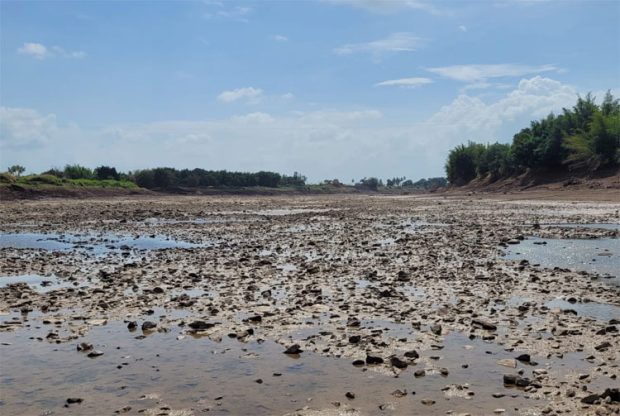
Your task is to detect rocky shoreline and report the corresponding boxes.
[0,195,618,415]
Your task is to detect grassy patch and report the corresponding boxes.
[0,174,138,189]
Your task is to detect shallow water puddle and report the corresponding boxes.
[0,232,204,253]
[0,274,83,293]
[541,223,620,231]
[546,298,620,322]
[0,314,560,416]
[502,237,619,284]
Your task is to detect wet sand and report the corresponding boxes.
[0,195,618,415]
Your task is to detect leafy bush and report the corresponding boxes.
[63,165,93,179]
[0,172,16,183]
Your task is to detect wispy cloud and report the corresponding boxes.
[458,25,467,32]
[375,77,433,88]
[272,34,288,42]
[203,3,252,21]
[427,64,561,82]
[334,33,425,60]
[322,0,441,15]
[217,87,263,103]
[17,42,85,60]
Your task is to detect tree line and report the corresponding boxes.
[131,168,307,189]
[445,91,620,185]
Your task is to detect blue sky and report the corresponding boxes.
[1,0,619,182]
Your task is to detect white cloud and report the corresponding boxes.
[272,35,288,42]
[17,42,85,60]
[334,33,425,59]
[217,87,263,103]
[427,64,561,82]
[203,3,252,21]
[322,0,440,14]
[0,107,58,148]
[281,92,294,99]
[458,25,467,32]
[51,46,86,58]
[17,43,49,59]
[1,77,585,181]
[375,77,433,88]
[231,112,275,124]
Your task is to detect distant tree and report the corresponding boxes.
[8,165,25,176]
[42,168,63,177]
[94,166,120,180]
[152,167,176,188]
[63,164,93,179]
[445,142,484,185]
[355,177,380,190]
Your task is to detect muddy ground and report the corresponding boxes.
[0,195,618,416]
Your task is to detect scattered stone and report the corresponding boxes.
[284,344,302,354]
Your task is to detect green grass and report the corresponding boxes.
[0,174,138,189]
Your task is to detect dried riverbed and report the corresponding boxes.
[0,195,618,416]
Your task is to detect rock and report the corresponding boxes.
[188,321,217,331]
[421,399,435,405]
[87,350,104,358]
[414,369,426,377]
[601,388,619,403]
[390,356,408,369]
[352,359,365,366]
[66,398,83,404]
[284,344,302,354]
[391,389,407,397]
[127,321,137,331]
[141,321,157,331]
[152,286,164,294]
[430,324,442,335]
[515,354,530,362]
[348,335,361,344]
[77,342,93,351]
[497,359,516,368]
[404,350,419,359]
[472,318,497,330]
[345,392,355,399]
[347,317,360,327]
[581,394,600,405]
[504,374,519,386]
[366,355,384,365]
[594,341,611,351]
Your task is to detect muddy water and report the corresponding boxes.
[0,309,586,416]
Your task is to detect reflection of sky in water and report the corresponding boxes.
[0,232,204,254]
[0,274,85,293]
[546,298,620,322]
[503,237,619,286]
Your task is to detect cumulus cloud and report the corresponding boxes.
[334,33,425,59]
[217,87,263,103]
[1,77,582,180]
[17,43,49,59]
[0,107,58,148]
[427,64,561,82]
[17,42,85,60]
[375,77,433,88]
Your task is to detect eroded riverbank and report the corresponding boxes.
[0,195,618,415]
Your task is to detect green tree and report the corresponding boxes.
[8,165,25,176]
